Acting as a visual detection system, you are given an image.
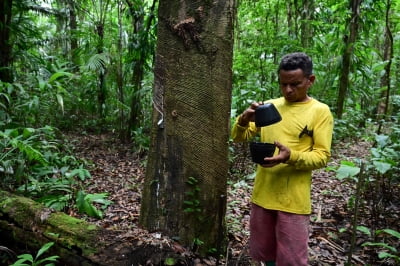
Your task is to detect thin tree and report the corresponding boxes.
[0,0,14,83]
[140,0,236,255]
[337,0,363,119]
[300,0,315,48]
[376,0,393,135]
[126,0,157,135]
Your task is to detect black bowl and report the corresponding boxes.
[249,142,276,164]
[255,103,282,127]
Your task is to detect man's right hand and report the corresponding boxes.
[238,101,263,126]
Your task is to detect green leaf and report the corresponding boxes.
[378,251,398,260]
[362,242,397,253]
[56,94,64,114]
[375,134,389,148]
[377,228,400,239]
[76,190,104,219]
[22,128,35,138]
[35,242,54,261]
[372,161,392,174]
[357,226,371,236]
[17,254,33,262]
[335,162,360,180]
[35,255,60,265]
[48,71,72,83]
[10,257,31,266]
[184,200,194,205]
[165,257,176,265]
[66,168,91,181]
[85,193,112,207]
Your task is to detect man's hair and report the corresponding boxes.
[278,52,313,77]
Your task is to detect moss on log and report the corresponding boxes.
[0,190,110,265]
[0,190,189,265]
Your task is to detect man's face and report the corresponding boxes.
[279,69,315,102]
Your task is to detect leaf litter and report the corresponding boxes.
[68,133,399,265]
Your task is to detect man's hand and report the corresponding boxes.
[260,141,291,167]
[238,101,263,126]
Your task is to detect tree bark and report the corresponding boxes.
[140,0,236,255]
[336,0,363,119]
[0,0,14,83]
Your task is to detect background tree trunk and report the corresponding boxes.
[140,0,236,255]
[377,0,393,117]
[300,0,314,48]
[337,0,363,119]
[0,0,14,83]
[376,0,393,134]
[67,0,79,67]
[126,0,157,134]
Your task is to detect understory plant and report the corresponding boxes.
[332,124,400,264]
[10,242,59,266]
[0,125,111,218]
[362,228,400,264]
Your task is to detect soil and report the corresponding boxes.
[67,133,399,266]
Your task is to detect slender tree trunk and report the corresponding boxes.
[0,0,14,83]
[117,0,126,140]
[95,0,110,118]
[300,0,314,48]
[377,0,393,117]
[336,0,363,119]
[126,0,156,133]
[67,0,79,67]
[376,0,393,134]
[96,24,107,117]
[140,0,236,255]
[287,0,295,38]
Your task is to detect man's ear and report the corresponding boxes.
[308,74,316,84]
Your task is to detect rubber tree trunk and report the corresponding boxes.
[140,0,236,255]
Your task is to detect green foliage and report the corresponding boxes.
[362,228,400,263]
[183,177,201,215]
[334,161,360,180]
[76,190,112,219]
[0,125,112,218]
[370,132,400,181]
[164,257,176,265]
[131,126,150,153]
[10,242,59,266]
[0,126,57,187]
[331,122,400,264]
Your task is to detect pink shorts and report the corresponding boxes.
[249,203,309,265]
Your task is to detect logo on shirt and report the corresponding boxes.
[299,125,313,138]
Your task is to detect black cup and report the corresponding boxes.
[255,103,282,127]
[249,142,276,164]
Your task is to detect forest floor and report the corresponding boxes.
[68,133,399,266]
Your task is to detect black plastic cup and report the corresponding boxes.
[249,142,276,164]
[255,103,282,127]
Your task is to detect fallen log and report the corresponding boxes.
[0,190,186,265]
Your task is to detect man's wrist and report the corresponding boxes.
[238,114,249,127]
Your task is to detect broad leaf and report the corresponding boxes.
[335,161,360,180]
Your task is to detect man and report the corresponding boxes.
[231,52,333,265]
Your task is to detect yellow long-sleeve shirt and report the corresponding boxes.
[231,97,334,214]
